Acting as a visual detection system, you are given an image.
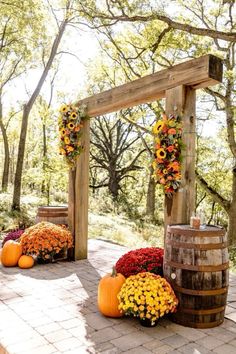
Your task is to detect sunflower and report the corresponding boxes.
[64,137,70,145]
[60,104,69,113]
[59,148,66,155]
[153,121,164,135]
[60,128,66,136]
[70,112,77,120]
[156,148,166,159]
[67,122,75,130]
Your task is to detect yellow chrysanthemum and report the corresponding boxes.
[168,119,176,127]
[156,148,166,159]
[67,122,75,130]
[67,146,74,152]
[153,121,164,134]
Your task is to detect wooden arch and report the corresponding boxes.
[68,54,223,260]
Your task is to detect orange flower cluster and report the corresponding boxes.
[20,222,73,261]
[152,113,183,196]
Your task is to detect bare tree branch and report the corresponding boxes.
[82,8,236,42]
[195,171,230,212]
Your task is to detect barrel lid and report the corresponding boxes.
[167,224,225,236]
[37,206,68,211]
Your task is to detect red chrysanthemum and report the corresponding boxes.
[115,247,164,278]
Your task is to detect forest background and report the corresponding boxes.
[0,0,235,262]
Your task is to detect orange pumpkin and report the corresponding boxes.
[18,255,34,269]
[0,248,2,264]
[1,240,22,267]
[98,266,125,317]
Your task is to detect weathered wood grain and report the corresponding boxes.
[68,169,76,260]
[77,55,222,117]
[74,119,90,260]
[164,225,229,328]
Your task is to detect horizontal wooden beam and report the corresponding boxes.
[78,54,222,117]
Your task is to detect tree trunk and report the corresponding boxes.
[0,97,10,192]
[108,176,120,200]
[12,19,67,210]
[41,121,47,195]
[12,107,29,209]
[146,165,156,218]
[228,168,236,246]
[228,207,236,247]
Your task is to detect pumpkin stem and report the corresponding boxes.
[111,266,117,277]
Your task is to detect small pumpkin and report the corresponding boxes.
[98,266,125,318]
[0,248,2,264]
[1,240,22,267]
[18,255,34,269]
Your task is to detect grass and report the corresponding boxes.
[0,192,164,250]
[88,212,164,248]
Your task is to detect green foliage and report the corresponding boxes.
[229,247,236,272]
[0,192,37,233]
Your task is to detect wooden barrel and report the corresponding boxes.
[36,206,68,225]
[164,224,229,328]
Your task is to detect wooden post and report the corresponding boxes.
[68,168,76,260]
[73,118,90,260]
[164,85,196,230]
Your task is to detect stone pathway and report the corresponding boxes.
[1,239,236,354]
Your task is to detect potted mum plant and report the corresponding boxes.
[115,247,164,278]
[20,222,73,263]
[118,272,178,327]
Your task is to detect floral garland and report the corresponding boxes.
[58,103,88,167]
[152,112,183,196]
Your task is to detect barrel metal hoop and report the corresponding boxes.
[173,317,224,329]
[167,226,225,237]
[178,306,225,315]
[38,213,68,217]
[170,283,228,296]
[166,240,228,250]
[165,260,229,272]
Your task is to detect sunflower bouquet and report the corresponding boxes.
[118,272,178,326]
[20,222,73,262]
[58,103,88,167]
[152,113,184,196]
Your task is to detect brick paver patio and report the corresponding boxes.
[1,239,236,354]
